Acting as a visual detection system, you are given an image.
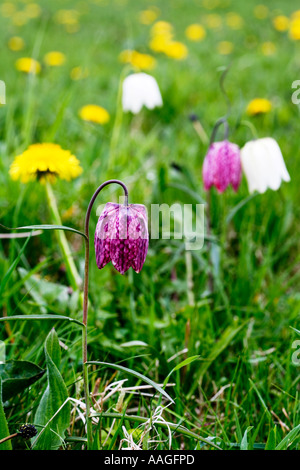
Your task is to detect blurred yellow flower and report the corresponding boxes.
[0,2,16,17]
[70,66,89,80]
[24,3,41,19]
[15,57,41,74]
[149,33,173,52]
[246,98,272,116]
[9,143,82,183]
[272,15,289,32]
[217,41,234,55]
[203,0,220,9]
[226,12,244,30]
[55,9,79,25]
[12,11,28,26]
[205,14,222,29]
[151,21,173,36]
[44,51,66,67]
[79,105,110,124]
[261,41,276,56]
[289,16,300,40]
[119,50,156,70]
[253,5,269,20]
[185,24,206,41]
[163,41,188,60]
[8,36,25,51]
[139,7,159,25]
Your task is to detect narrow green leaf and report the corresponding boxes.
[0,314,84,328]
[275,424,300,450]
[0,223,87,240]
[0,379,12,450]
[265,426,277,450]
[87,361,174,404]
[249,379,272,420]
[188,320,248,397]
[226,193,258,224]
[32,329,70,450]
[0,361,45,401]
[240,426,253,450]
[0,237,30,298]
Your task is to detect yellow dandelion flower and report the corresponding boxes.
[139,7,159,25]
[246,98,272,116]
[226,12,244,30]
[151,21,173,36]
[185,24,206,41]
[254,5,269,20]
[260,41,276,56]
[163,41,188,60]
[15,57,41,74]
[12,11,28,26]
[205,14,222,29]
[24,3,41,19]
[0,2,16,17]
[149,32,173,52]
[44,51,66,67]
[119,50,156,70]
[202,0,220,10]
[54,9,79,25]
[289,17,300,40]
[79,105,110,125]
[217,41,234,55]
[8,36,25,51]
[9,143,82,183]
[272,15,289,32]
[70,66,89,80]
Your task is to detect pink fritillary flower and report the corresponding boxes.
[202,140,242,193]
[94,202,148,274]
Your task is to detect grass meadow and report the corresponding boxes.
[0,0,300,451]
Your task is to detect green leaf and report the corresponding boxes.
[88,361,174,404]
[164,356,200,387]
[265,426,277,450]
[0,361,45,402]
[0,223,87,240]
[0,379,12,450]
[32,329,70,450]
[188,320,248,397]
[240,426,253,450]
[275,424,300,450]
[226,193,258,224]
[0,314,84,328]
[0,237,30,299]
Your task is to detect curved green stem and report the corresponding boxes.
[82,179,128,450]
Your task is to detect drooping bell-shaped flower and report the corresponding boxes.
[94,202,148,274]
[122,73,163,114]
[202,140,242,193]
[241,137,290,193]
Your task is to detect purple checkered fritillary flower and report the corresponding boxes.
[202,140,242,193]
[94,202,148,275]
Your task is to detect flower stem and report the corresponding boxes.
[45,181,82,291]
[82,179,128,450]
[0,433,18,445]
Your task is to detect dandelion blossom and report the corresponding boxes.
[185,24,206,41]
[15,57,41,74]
[246,98,272,116]
[8,36,25,51]
[79,105,110,124]
[44,51,66,67]
[9,143,82,183]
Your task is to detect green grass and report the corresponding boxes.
[0,0,300,450]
